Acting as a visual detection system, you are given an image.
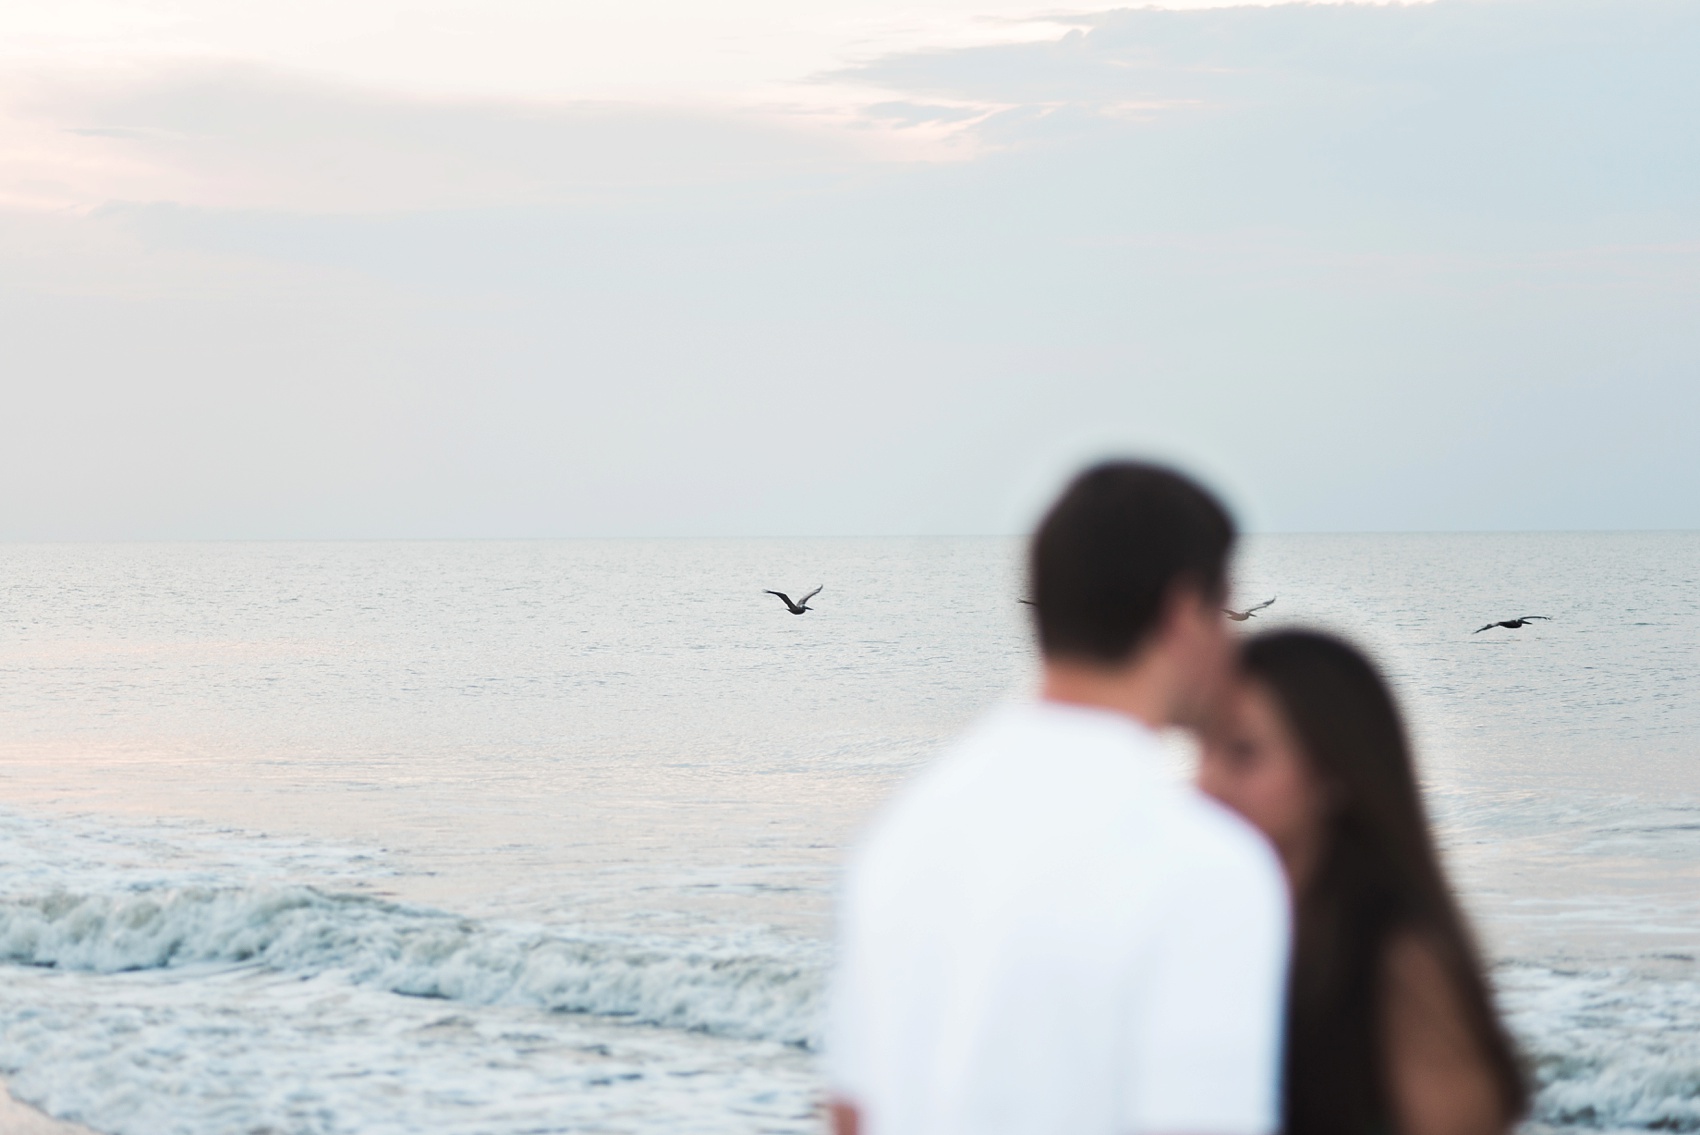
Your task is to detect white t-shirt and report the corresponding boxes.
[828,701,1291,1135]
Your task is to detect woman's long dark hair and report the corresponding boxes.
[1240,630,1526,1135]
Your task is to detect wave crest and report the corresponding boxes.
[0,886,822,1047]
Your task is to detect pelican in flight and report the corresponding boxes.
[1474,616,1550,633]
[1224,597,1276,622]
[766,586,822,615]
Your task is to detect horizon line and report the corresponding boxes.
[0,527,1695,545]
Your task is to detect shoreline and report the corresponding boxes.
[1,1084,100,1135]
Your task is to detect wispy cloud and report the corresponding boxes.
[828,0,1700,224]
[1,63,882,212]
[8,3,1535,213]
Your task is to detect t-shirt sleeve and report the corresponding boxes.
[1120,820,1291,1135]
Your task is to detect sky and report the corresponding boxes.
[2,0,1697,538]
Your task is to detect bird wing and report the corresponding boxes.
[1018,598,1037,606]
[1473,623,1495,633]
[1248,597,1276,613]
[799,585,823,604]
[765,590,793,605]
[1223,608,1246,618]
[1521,615,1551,621]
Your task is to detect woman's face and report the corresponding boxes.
[1199,677,1332,886]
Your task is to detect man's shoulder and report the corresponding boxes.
[847,703,1281,894]
[862,702,1151,824]
[843,708,1026,867]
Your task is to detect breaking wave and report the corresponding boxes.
[0,885,823,1048]
[1503,962,1700,1133]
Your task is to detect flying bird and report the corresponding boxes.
[1474,616,1550,634]
[766,586,822,614]
[1224,598,1276,622]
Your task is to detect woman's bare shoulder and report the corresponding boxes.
[1380,929,1509,1135]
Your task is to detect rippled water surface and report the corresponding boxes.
[1,535,1696,1134]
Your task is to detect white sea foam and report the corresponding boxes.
[0,885,823,1049]
[1502,962,1700,1134]
[0,966,821,1135]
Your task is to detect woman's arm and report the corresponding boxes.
[830,1100,860,1135]
[1380,932,1510,1135]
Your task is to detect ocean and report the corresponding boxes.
[0,534,1696,1134]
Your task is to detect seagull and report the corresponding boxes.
[765,586,822,615]
[1474,616,1550,634]
[1224,597,1276,622]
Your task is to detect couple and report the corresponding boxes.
[827,463,1527,1135]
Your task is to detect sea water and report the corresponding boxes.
[0,535,1695,1134]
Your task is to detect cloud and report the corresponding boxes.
[1,63,872,212]
[834,0,1700,232]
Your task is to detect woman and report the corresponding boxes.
[1199,629,1527,1135]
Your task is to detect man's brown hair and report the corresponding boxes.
[1029,461,1235,664]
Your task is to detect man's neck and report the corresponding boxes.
[1039,656,1172,732]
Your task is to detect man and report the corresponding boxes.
[827,461,1290,1135]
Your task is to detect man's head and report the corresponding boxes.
[1030,461,1236,728]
